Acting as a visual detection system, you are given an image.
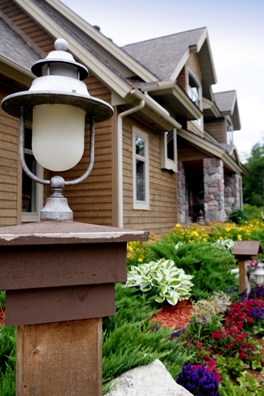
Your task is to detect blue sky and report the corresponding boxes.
[62,0,264,159]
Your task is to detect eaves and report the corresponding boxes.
[178,129,248,176]
[14,0,132,99]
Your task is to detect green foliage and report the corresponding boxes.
[0,291,6,309]
[125,258,193,305]
[145,241,237,301]
[243,138,264,207]
[216,354,248,378]
[0,326,16,396]
[219,371,264,396]
[243,204,264,221]
[102,284,193,387]
[228,209,249,224]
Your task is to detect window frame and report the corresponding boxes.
[188,70,203,129]
[22,128,44,223]
[132,127,150,210]
[161,128,177,172]
[226,117,234,145]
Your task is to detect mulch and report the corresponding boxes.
[151,299,193,329]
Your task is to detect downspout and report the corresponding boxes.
[117,96,145,228]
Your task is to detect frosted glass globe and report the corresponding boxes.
[32,104,86,171]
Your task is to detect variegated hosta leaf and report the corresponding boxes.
[125,258,193,305]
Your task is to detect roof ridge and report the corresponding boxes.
[122,27,207,48]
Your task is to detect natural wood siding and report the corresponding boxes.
[187,121,204,137]
[122,118,178,235]
[51,74,114,226]
[0,87,21,227]
[204,118,226,143]
[0,0,54,55]
[178,136,209,161]
[177,67,186,90]
[186,54,202,86]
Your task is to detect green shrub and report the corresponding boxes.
[145,241,237,301]
[243,203,264,221]
[227,209,249,224]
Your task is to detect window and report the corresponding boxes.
[226,119,234,145]
[161,129,177,172]
[132,127,149,210]
[188,72,202,128]
[22,128,43,222]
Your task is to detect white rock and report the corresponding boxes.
[106,359,193,396]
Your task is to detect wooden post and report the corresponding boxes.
[238,260,246,293]
[0,221,148,396]
[16,319,102,396]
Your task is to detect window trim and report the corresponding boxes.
[161,128,177,172]
[226,117,234,145]
[187,69,203,129]
[22,131,44,223]
[132,127,150,210]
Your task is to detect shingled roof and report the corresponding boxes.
[214,91,241,130]
[0,18,40,70]
[122,27,207,81]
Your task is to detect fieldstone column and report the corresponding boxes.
[177,161,188,225]
[203,158,225,222]
[224,173,241,216]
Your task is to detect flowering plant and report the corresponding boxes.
[125,258,193,305]
[176,363,220,396]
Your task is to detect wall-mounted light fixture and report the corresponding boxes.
[1,38,113,220]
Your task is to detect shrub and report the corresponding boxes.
[227,209,249,224]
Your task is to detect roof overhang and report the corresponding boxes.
[140,81,202,120]
[14,0,133,99]
[123,89,182,133]
[203,97,221,118]
[177,128,248,176]
[0,54,34,88]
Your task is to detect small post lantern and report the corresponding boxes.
[252,261,264,285]
[232,241,264,294]
[0,39,149,395]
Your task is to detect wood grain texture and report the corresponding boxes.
[6,284,115,326]
[0,243,127,290]
[16,318,102,396]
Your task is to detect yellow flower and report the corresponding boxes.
[202,238,207,242]
[237,234,242,241]
[138,257,143,263]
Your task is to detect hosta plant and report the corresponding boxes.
[125,258,193,305]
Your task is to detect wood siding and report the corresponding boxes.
[122,118,178,235]
[0,0,54,55]
[0,87,21,227]
[177,136,209,161]
[204,118,226,143]
[177,67,187,90]
[186,54,202,86]
[187,121,204,137]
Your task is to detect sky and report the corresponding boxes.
[61,0,264,161]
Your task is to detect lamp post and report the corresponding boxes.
[0,39,148,395]
[251,262,264,285]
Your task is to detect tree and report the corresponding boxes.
[243,138,264,206]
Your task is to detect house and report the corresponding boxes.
[0,0,247,234]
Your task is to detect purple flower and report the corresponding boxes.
[176,364,220,396]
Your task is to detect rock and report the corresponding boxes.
[106,359,193,396]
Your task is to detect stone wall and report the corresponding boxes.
[224,173,241,216]
[177,161,188,225]
[203,158,226,221]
